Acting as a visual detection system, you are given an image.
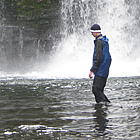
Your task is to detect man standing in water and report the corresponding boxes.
[89,24,112,103]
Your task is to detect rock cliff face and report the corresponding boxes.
[0,0,61,73]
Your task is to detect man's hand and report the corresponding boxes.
[89,71,93,79]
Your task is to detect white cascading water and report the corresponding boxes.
[45,0,94,78]
[44,0,140,78]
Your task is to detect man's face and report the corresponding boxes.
[91,32,97,37]
[91,32,101,37]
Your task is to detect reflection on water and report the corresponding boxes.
[93,104,109,136]
[0,77,139,139]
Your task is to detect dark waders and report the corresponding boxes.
[92,75,110,103]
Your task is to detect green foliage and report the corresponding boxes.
[4,0,60,35]
[15,0,60,19]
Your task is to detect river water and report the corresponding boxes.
[0,76,139,140]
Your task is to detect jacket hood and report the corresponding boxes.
[101,35,109,42]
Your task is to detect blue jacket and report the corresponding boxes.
[90,35,112,77]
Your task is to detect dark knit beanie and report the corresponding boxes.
[90,24,101,33]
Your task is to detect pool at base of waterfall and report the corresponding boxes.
[0,77,139,139]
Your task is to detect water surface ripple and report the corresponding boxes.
[0,77,139,139]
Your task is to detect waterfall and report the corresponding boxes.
[45,0,140,78]
[0,0,140,78]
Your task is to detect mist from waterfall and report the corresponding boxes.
[45,0,140,78]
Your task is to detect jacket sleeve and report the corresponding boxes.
[90,40,104,72]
